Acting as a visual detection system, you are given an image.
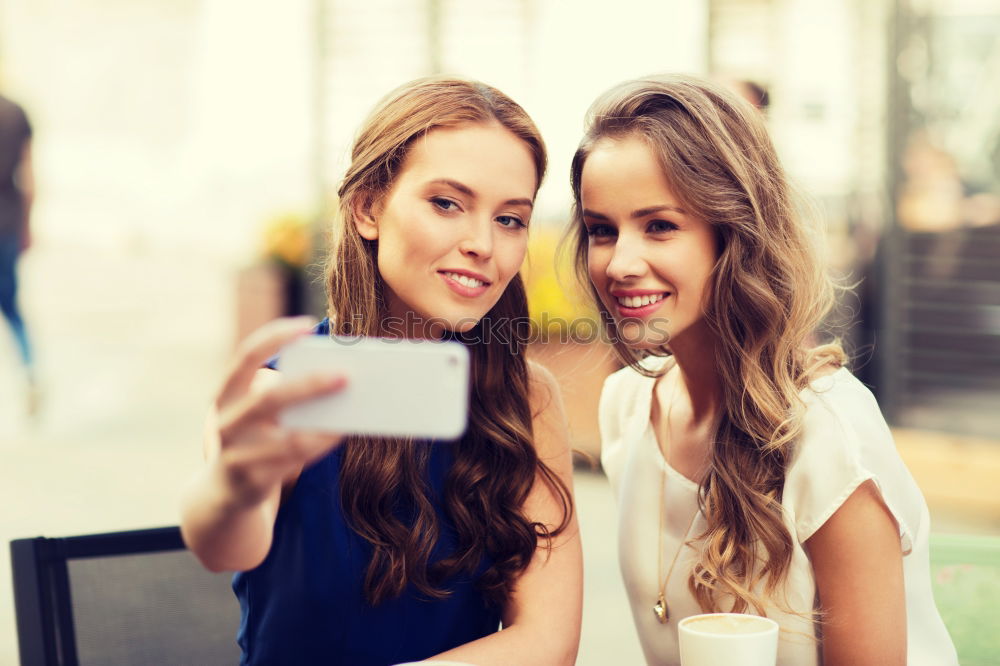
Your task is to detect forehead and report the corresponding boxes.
[396,122,538,197]
[581,135,676,202]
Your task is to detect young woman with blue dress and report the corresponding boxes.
[181,77,582,666]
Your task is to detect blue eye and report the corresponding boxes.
[497,215,526,229]
[648,219,679,233]
[431,197,459,212]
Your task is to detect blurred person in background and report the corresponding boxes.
[181,77,581,666]
[731,79,770,112]
[0,91,37,414]
[569,75,956,665]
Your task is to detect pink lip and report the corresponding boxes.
[610,290,671,319]
[439,268,491,284]
[439,270,491,298]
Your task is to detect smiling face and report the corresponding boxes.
[354,121,537,336]
[581,133,719,350]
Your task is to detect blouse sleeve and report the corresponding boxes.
[783,371,922,555]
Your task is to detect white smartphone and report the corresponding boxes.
[277,335,470,440]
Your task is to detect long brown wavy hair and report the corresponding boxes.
[569,75,845,615]
[326,76,571,609]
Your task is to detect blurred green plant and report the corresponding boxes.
[929,533,1000,665]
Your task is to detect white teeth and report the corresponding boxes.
[444,272,486,288]
[616,293,667,308]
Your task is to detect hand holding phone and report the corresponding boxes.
[207,317,347,512]
[278,335,470,440]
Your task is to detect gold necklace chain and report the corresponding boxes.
[653,368,699,625]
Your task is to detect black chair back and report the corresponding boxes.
[10,526,240,665]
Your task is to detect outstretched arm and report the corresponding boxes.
[432,362,583,665]
[805,480,906,666]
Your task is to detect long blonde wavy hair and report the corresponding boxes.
[569,75,845,615]
[326,76,571,609]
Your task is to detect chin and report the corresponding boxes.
[612,317,672,350]
[427,307,490,335]
[621,339,672,353]
[444,300,502,333]
[449,317,481,334]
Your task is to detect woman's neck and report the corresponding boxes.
[665,326,724,427]
[648,324,725,483]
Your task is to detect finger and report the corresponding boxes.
[216,428,344,506]
[226,373,347,429]
[222,423,342,467]
[218,316,318,405]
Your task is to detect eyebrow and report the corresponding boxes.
[582,204,686,221]
[429,178,533,209]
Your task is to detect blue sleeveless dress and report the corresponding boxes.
[234,322,501,665]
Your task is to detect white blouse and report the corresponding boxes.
[599,358,958,665]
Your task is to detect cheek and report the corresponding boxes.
[496,237,528,284]
[375,239,407,281]
[373,220,405,260]
[587,247,608,285]
[376,220,436,273]
[587,249,617,312]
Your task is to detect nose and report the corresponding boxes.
[604,233,646,282]
[458,217,494,260]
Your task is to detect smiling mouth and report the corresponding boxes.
[441,271,490,288]
[616,293,669,308]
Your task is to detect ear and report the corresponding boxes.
[352,195,379,241]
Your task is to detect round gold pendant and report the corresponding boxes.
[653,595,668,624]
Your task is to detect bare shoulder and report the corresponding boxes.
[527,360,564,414]
[526,360,569,458]
[527,358,558,382]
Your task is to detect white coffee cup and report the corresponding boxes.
[678,612,779,666]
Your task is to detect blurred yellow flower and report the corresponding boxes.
[522,227,598,332]
[261,213,312,269]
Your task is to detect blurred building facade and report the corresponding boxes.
[1,0,997,438]
[883,0,1000,438]
[710,0,1000,439]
